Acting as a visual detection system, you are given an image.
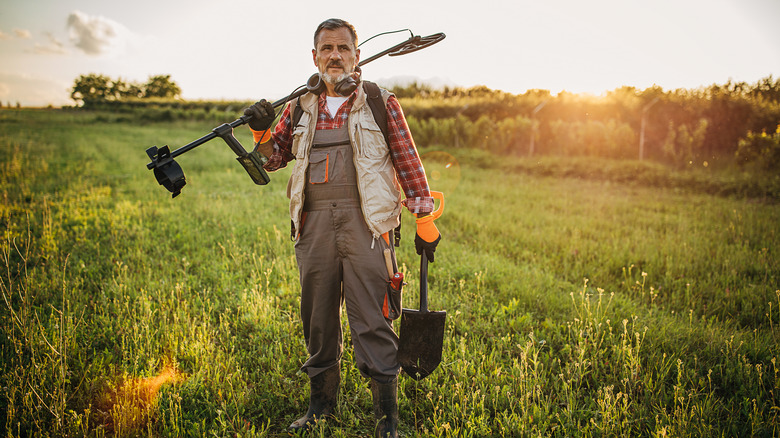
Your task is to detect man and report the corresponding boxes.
[244,18,441,437]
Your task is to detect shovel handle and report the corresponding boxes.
[419,251,429,312]
[417,191,443,312]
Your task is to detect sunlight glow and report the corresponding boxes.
[95,363,185,434]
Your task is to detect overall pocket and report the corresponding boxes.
[308,150,329,184]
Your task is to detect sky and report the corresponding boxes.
[1,0,779,107]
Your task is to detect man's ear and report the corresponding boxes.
[312,49,318,66]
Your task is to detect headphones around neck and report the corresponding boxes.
[306,66,361,97]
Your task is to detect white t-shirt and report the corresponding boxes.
[326,96,348,118]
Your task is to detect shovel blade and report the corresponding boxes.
[398,308,446,380]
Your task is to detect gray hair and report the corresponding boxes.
[314,18,358,48]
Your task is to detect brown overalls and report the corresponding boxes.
[295,125,400,383]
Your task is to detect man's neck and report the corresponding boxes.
[324,84,340,97]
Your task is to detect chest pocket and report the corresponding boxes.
[308,145,352,185]
[308,149,330,184]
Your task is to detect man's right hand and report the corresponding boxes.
[414,214,441,262]
[244,99,275,131]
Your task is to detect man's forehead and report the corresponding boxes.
[316,28,355,48]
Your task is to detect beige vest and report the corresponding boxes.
[287,85,402,240]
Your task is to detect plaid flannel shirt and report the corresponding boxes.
[260,91,433,214]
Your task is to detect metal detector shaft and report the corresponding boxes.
[146,87,312,169]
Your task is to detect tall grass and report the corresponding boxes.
[1,109,778,437]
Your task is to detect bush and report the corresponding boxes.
[547,119,636,158]
[407,114,533,155]
[663,119,709,166]
[736,125,780,170]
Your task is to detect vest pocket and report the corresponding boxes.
[357,122,388,159]
[292,126,307,158]
[308,150,329,184]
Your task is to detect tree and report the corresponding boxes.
[750,75,780,103]
[143,75,181,99]
[109,79,144,101]
[71,74,112,107]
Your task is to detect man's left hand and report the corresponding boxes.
[244,99,275,132]
[415,214,441,262]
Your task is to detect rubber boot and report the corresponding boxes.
[288,365,340,432]
[371,377,399,438]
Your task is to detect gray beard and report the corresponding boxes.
[322,70,349,85]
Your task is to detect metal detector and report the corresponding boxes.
[145,30,446,198]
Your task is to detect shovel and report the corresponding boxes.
[398,247,447,380]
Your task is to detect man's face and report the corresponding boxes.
[312,27,360,85]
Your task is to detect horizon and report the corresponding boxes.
[15,72,779,109]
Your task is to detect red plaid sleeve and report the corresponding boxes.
[386,96,434,214]
[261,103,295,171]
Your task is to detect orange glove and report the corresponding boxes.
[415,214,441,262]
[251,128,272,145]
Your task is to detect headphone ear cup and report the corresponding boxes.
[306,73,326,94]
[334,77,358,96]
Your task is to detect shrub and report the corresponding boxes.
[547,119,635,158]
[736,125,780,170]
[662,119,709,166]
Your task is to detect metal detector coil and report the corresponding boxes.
[146,145,186,198]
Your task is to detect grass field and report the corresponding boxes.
[1,108,779,437]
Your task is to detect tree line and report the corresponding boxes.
[395,76,780,169]
[71,74,182,107]
[70,73,780,169]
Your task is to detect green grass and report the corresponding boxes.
[1,108,778,437]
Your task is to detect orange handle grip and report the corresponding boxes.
[430,191,444,220]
